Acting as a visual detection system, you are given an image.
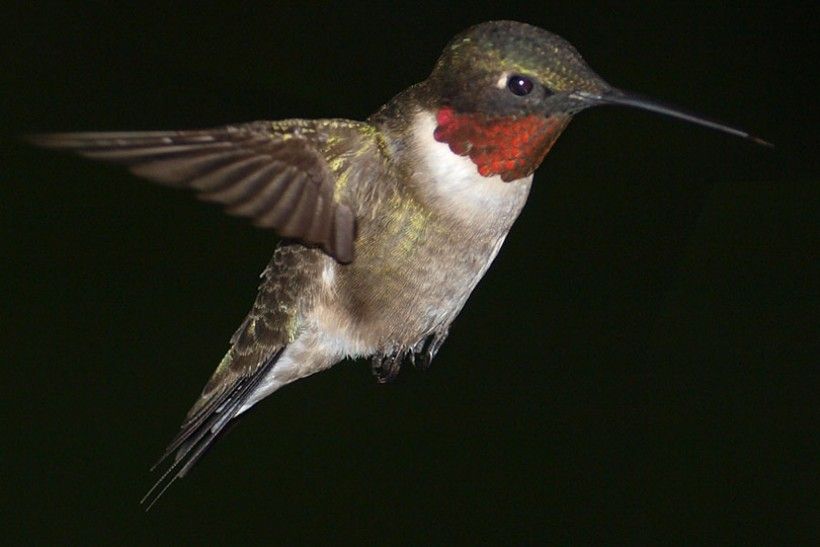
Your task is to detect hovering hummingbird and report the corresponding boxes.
[28,20,769,506]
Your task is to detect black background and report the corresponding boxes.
[3,2,817,544]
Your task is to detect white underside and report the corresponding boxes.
[237,336,309,414]
[238,302,371,414]
[410,110,533,225]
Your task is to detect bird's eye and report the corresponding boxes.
[507,75,534,96]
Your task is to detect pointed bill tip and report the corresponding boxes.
[748,134,775,148]
[574,90,772,148]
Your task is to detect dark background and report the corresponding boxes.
[2,2,817,544]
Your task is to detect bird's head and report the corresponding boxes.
[421,20,769,182]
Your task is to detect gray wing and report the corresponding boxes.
[27,121,358,263]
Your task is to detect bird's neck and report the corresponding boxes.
[432,106,570,182]
[407,110,533,229]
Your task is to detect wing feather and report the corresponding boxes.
[27,123,360,263]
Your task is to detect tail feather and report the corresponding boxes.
[141,348,283,510]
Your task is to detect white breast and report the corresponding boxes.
[410,110,533,226]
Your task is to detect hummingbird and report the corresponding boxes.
[28,20,769,507]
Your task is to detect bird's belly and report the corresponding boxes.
[334,202,517,351]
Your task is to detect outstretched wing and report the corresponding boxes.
[27,120,363,263]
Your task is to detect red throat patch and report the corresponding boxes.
[433,107,569,182]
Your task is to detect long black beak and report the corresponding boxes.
[571,89,772,147]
